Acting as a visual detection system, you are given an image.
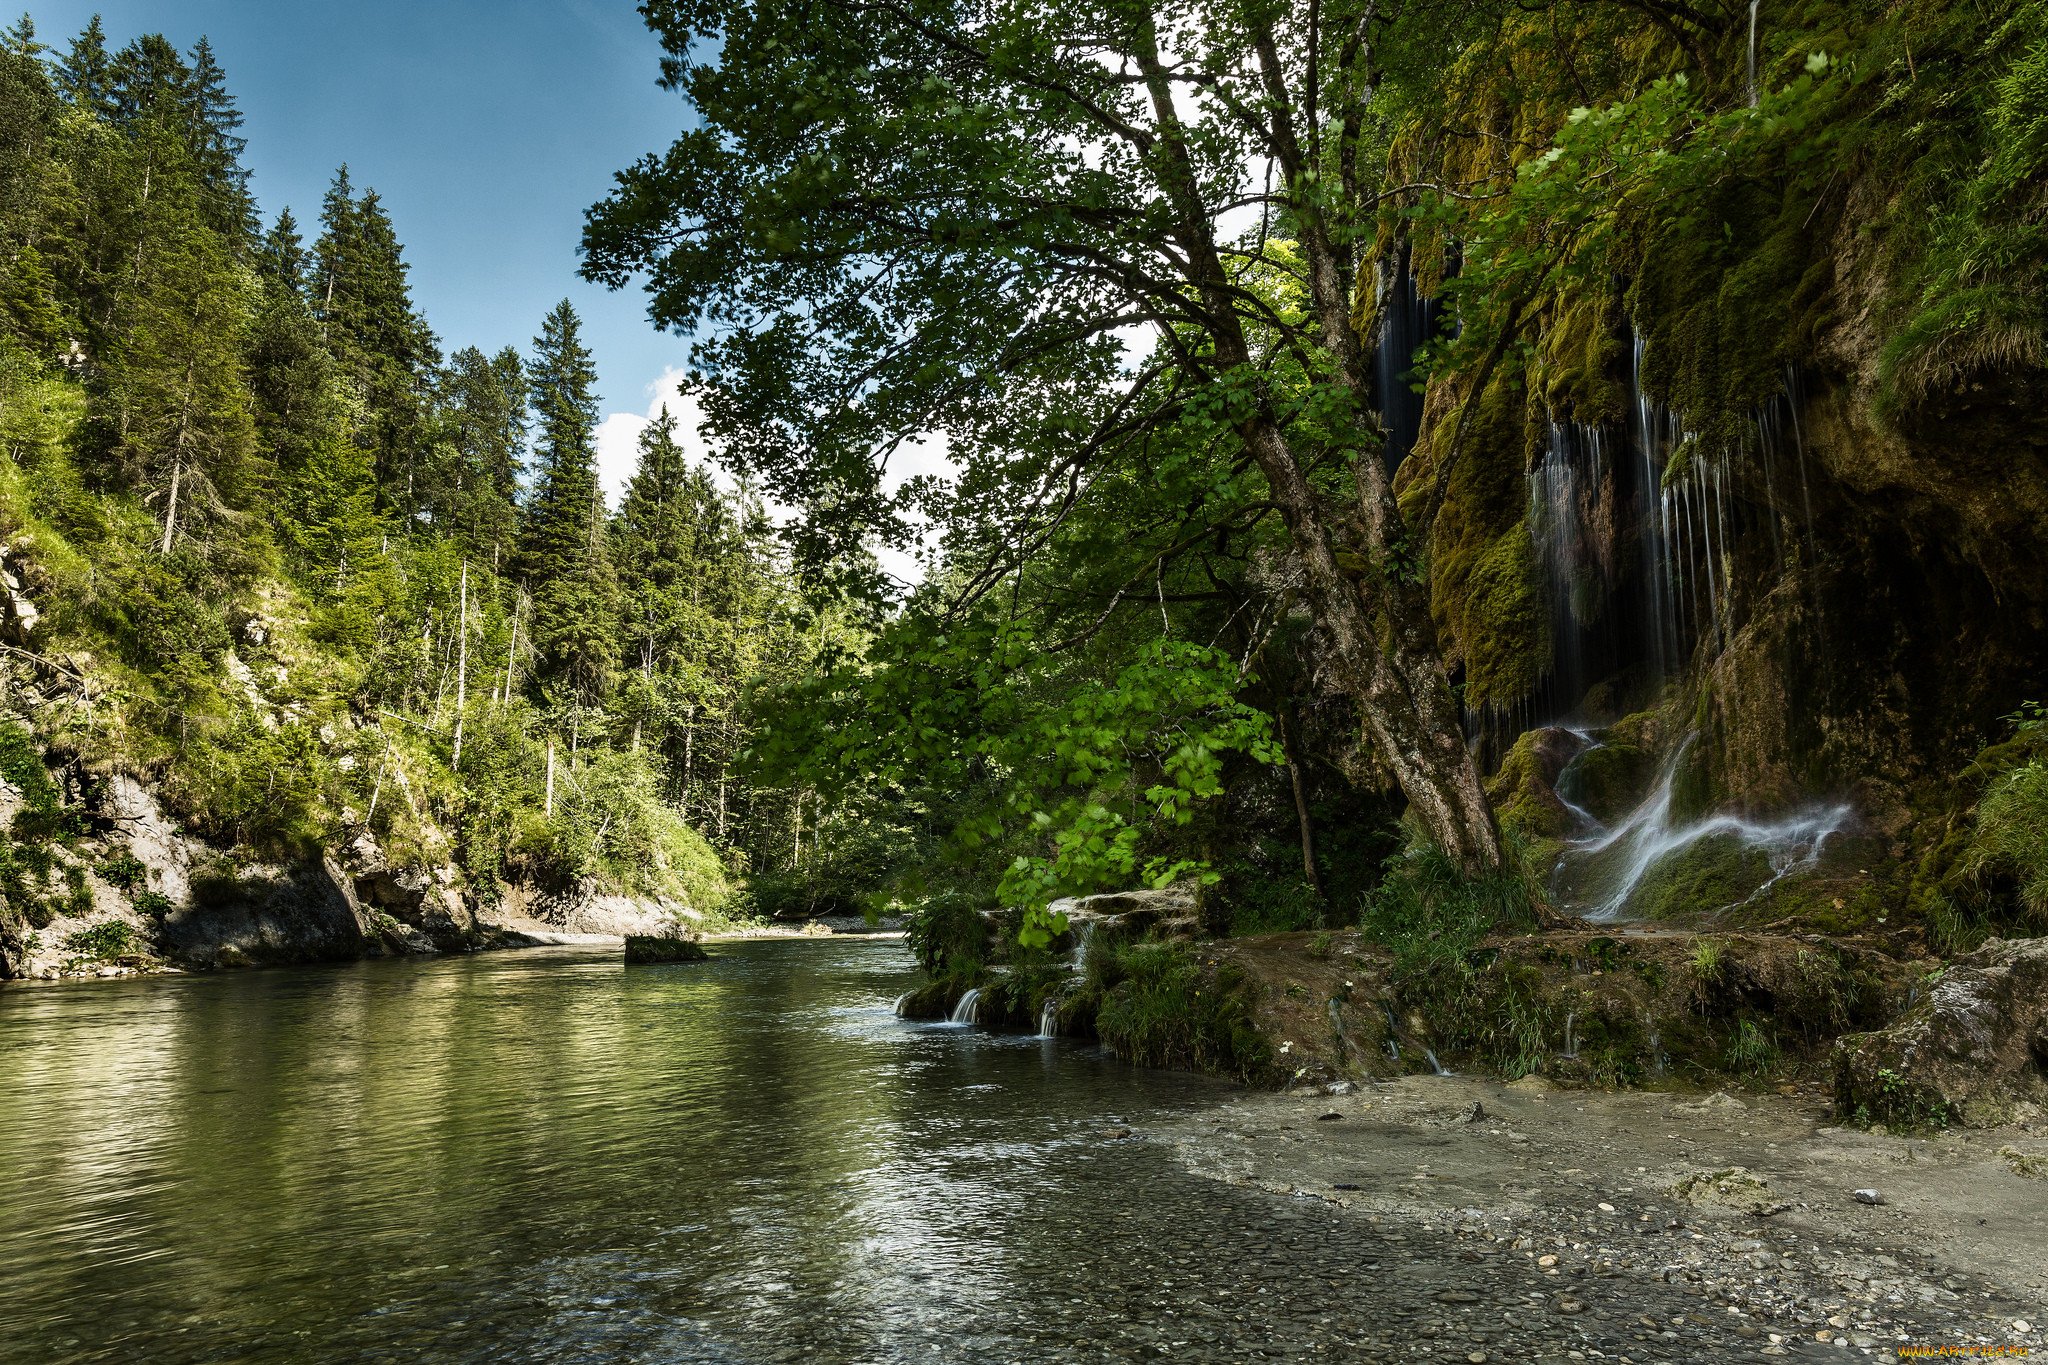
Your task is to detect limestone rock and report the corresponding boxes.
[1834,936,2048,1128]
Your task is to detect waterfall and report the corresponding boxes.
[1553,734,1853,921]
[1374,244,1446,472]
[1508,331,1820,743]
[1070,920,1097,978]
[1423,1047,1450,1076]
[947,988,982,1025]
[1748,0,1762,108]
[1037,998,1058,1039]
[1644,1011,1668,1077]
[1561,1010,1579,1061]
[892,991,913,1017]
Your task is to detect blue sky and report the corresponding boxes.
[27,0,699,504]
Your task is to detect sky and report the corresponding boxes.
[25,0,733,513]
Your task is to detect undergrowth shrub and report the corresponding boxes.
[1092,941,1272,1083]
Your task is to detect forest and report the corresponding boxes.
[0,13,874,979]
[1,0,2046,1107]
[4,2,2048,1359]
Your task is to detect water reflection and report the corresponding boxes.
[1,941,1238,1362]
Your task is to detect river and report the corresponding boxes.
[2,937,1851,1362]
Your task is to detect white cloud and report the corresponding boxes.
[593,367,711,511]
[596,367,959,589]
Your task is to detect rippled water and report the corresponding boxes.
[1,939,1804,1363]
[0,940,1265,1363]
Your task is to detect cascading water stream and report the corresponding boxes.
[1070,920,1097,979]
[1554,734,1852,922]
[1038,998,1059,1039]
[948,988,982,1025]
[1748,0,1762,108]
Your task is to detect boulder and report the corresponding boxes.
[1834,936,2048,1127]
[1047,887,1200,943]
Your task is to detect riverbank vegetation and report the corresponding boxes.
[578,0,2048,1106]
[0,16,855,973]
[4,0,2046,1125]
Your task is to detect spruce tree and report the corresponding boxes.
[259,208,306,293]
[518,299,618,706]
[56,16,113,114]
[439,344,526,567]
[181,37,255,241]
[311,169,439,519]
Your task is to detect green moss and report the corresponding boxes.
[1630,836,1774,922]
[1488,728,1569,840]
[1420,368,1551,709]
[1555,741,1655,821]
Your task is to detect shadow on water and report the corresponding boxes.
[1,940,1792,1362]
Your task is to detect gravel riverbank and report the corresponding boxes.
[1156,1074,2046,1360]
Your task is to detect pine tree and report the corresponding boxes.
[518,299,618,706]
[439,344,525,567]
[2,12,42,58]
[259,208,306,293]
[311,172,438,518]
[181,37,255,242]
[92,132,256,556]
[56,16,113,115]
[109,34,189,128]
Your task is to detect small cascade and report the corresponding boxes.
[1037,998,1059,1039]
[1070,920,1098,979]
[1380,1001,1403,1063]
[892,991,913,1017]
[1554,734,1853,921]
[1560,1010,1579,1061]
[1748,0,1762,108]
[1423,1047,1450,1076]
[948,988,982,1026]
[1643,1011,1669,1077]
[1494,332,1823,752]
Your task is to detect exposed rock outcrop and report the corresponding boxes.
[1834,936,2048,1128]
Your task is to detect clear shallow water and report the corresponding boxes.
[0,940,1257,1363]
[1,939,1797,1363]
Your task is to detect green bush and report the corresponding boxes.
[98,853,147,892]
[1965,757,2048,925]
[1092,941,1272,1083]
[904,891,991,980]
[64,920,139,962]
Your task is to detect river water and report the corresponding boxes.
[3,938,1788,1363]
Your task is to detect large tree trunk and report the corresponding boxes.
[1134,22,1504,875]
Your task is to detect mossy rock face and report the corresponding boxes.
[624,935,709,964]
[1487,726,1593,840]
[1555,741,1655,822]
[1631,836,1778,924]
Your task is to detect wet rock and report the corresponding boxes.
[1834,936,2048,1127]
[1669,1167,1784,1216]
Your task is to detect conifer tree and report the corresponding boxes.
[181,37,255,241]
[311,169,439,519]
[518,299,618,707]
[3,12,41,58]
[259,208,305,293]
[109,33,189,128]
[56,16,113,114]
[439,344,526,567]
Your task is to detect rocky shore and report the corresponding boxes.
[1158,1073,2046,1359]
